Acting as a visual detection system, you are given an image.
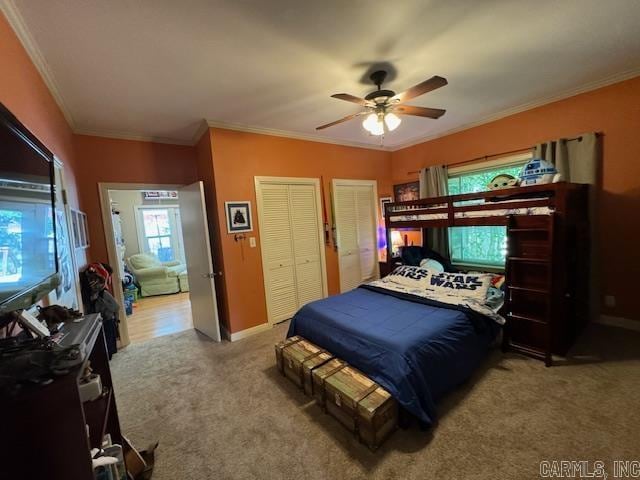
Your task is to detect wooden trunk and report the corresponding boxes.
[274,336,302,373]
[281,339,324,388]
[311,358,347,406]
[324,366,398,450]
[357,387,398,450]
[302,351,334,396]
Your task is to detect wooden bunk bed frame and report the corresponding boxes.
[383,182,590,366]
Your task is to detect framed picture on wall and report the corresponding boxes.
[379,196,393,217]
[70,209,90,249]
[225,201,253,233]
[393,181,419,202]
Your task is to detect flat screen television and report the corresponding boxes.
[0,103,59,314]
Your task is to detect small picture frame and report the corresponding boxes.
[225,201,253,233]
[393,181,420,202]
[70,209,90,249]
[379,196,393,217]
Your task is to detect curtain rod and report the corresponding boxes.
[406,133,600,176]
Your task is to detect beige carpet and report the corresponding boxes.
[111,322,640,480]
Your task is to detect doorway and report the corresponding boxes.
[99,182,221,346]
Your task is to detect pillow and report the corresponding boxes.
[419,258,445,273]
[425,271,493,302]
[129,253,161,270]
[385,265,431,289]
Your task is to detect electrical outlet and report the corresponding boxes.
[249,237,256,248]
[604,295,616,308]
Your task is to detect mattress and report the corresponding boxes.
[287,286,500,425]
[389,206,552,222]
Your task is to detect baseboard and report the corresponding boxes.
[229,322,271,342]
[595,315,640,333]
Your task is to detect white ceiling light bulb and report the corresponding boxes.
[362,113,378,133]
[384,112,401,131]
[370,117,385,136]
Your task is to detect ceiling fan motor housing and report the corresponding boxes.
[366,70,395,102]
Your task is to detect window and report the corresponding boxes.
[447,156,529,267]
[136,206,185,262]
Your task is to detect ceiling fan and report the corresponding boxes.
[317,70,447,135]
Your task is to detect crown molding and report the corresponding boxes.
[205,120,391,151]
[391,67,640,151]
[0,0,76,129]
[4,0,638,153]
[74,127,193,146]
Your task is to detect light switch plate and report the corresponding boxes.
[249,237,256,248]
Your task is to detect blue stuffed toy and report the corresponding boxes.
[519,158,562,186]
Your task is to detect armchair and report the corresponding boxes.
[127,253,187,297]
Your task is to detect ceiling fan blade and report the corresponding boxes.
[331,93,372,106]
[391,76,448,103]
[395,105,446,119]
[316,112,364,130]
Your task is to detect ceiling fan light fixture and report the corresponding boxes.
[384,112,401,131]
[362,112,384,135]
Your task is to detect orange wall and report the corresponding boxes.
[391,76,640,321]
[0,13,88,269]
[73,134,198,262]
[0,14,80,208]
[204,128,392,333]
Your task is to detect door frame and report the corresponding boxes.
[331,179,380,292]
[254,176,329,326]
[98,182,184,347]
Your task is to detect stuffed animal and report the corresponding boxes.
[487,174,519,191]
[519,158,562,186]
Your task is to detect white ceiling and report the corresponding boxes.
[6,0,640,149]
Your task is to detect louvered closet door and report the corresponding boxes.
[355,185,377,283]
[289,184,324,307]
[334,185,362,292]
[259,183,298,322]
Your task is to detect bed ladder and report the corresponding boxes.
[502,213,555,367]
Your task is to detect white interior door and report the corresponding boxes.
[255,177,328,325]
[333,185,361,292]
[258,183,298,323]
[332,180,379,293]
[178,181,221,341]
[289,184,324,306]
[355,186,377,282]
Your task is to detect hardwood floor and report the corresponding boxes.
[125,292,193,344]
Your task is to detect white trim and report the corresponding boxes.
[448,152,532,176]
[0,0,76,129]
[207,120,389,151]
[254,176,329,327]
[4,0,638,152]
[228,322,271,342]
[595,315,640,333]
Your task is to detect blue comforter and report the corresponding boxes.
[287,286,499,425]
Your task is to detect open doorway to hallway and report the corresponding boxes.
[108,188,193,343]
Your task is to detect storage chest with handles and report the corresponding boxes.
[302,351,334,396]
[311,358,347,407]
[274,336,302,373]
[281,339,324,388]
[324,366,398,450]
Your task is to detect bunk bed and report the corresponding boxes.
[383,182,590,366]
[287,182,589,426]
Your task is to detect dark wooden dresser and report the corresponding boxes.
[0,314,124,480]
